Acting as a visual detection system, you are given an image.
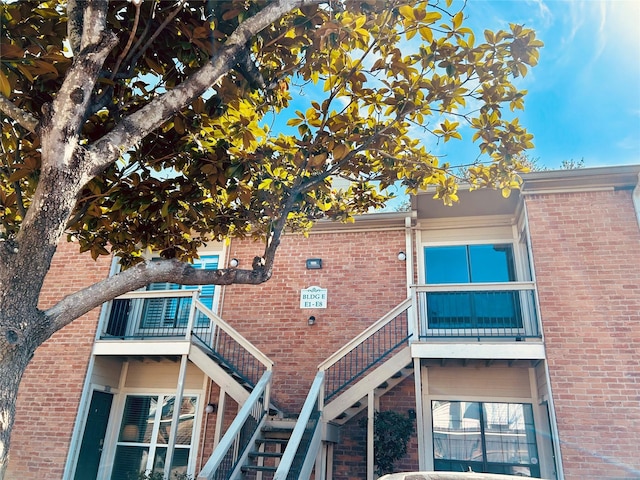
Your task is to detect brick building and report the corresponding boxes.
[7,165,640,480]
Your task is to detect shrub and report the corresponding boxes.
[372,410,415,475]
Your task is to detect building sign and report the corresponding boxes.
[300,286,328,309]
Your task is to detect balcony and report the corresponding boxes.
[412,282,541,341]
[95,290,272,389]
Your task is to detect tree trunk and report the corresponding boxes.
[0,219,59,480]
[0,316,39,479]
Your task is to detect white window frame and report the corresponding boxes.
[430,398,542,476]
[416,217,535,337]
[102,389,204,480]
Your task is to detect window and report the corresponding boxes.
[140,255,219,330]
[432,401,540,477]
[424,244,522,329]
[111,395,197,480]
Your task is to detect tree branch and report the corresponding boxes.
[109,0,142,81]
[86,0,323,176]
[0,96,38,134]
[124,0,185,75]
[66,0,83,55]
[44,258,271,336]
[80,0,109,49]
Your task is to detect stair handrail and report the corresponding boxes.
[273,371,325,480]
[317,298,412,401]
[193,298,273,371]
[197,370,272,480]
[318,298,412,372]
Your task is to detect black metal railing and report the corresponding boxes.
[199,372,271,480]
[101,291,197,340]
[99,291,272,390]
[414,283,540,339]
[191,327,265,389]
[286,409,321,480]
[275,371,324,480]
[211,398,264,480]
[320,301,412,402]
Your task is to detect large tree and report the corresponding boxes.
[0,0,541,475]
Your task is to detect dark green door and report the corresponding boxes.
[74,391,113,480]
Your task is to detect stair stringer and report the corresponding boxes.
[323,346,413,424]
[188,342,251,405]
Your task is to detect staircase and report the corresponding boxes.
[324,347,414,424]
[319,299,414,424]
[241,419,296,478]
[197,299,415,479]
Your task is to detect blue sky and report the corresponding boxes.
[451,0,640,169]
[270,1,640,172]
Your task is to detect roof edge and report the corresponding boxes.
[522,164,640,193]
[304,210,410,233]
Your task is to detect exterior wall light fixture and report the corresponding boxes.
[205,403,217,414]
[306,258,322,269]
[229,258,239,268]
[308,316,316,325]
[397,251,407,261]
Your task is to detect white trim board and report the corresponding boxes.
[411,342,545,360]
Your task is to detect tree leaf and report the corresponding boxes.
[0,70,11,97]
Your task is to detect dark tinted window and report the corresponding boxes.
[426,244,515,284]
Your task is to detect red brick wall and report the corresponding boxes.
[7,241,112,479]
[525,189,640,479]
[222,229,408,413]
[333,411,367,479]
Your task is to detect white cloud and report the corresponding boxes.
[564,1,586,48]
[528,0,553,28]
[593,1,608,63]
[616,135,640,151]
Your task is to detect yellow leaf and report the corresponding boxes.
[287,117,303,127]
[0,70,11,97]
[398,5,415,20]
[317,201,332,212]
[258,178,273,190]
[423,12,442,24]
[484,30,495,44]
[452,11,463,30]
[419,26,433,43]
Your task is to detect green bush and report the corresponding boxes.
[371,410,415,475]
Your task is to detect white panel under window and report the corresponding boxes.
[419,223,514,243]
